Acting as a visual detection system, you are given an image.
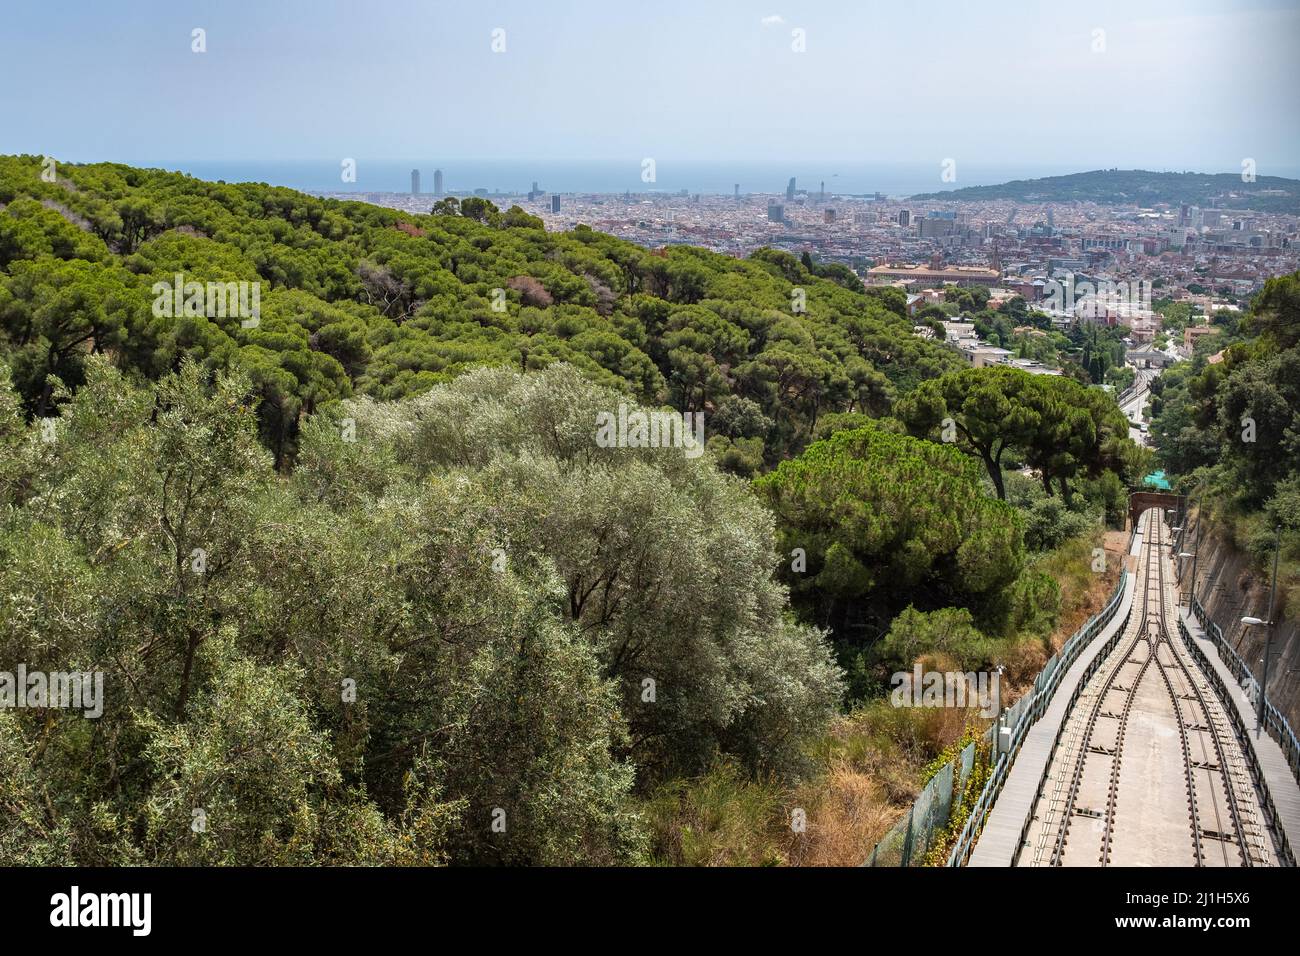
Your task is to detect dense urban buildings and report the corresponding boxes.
[311,169,1299,397]
[867,260,1000,287]
[315,174,1299,318]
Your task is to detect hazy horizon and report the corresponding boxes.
[10,157,1300,200]
[2,0,1297,177]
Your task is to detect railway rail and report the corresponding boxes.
[1019,509,1279,866]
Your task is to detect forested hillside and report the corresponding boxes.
[1150,273,1300,615]
[0,156,1150,865]
[910,168,1300,215]
[0,154,958,471]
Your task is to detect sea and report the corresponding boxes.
[139,159,1109,199]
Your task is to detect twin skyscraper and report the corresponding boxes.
[410,168,445,196]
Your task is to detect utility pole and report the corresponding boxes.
[1259,525,1282,726]
[1177,549,1194,612]
[1186,489,1202,614]
[1242,525,1281,729]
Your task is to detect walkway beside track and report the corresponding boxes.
[1180,607,1300,857]
[968,571,1137,866]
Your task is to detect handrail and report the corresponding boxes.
[1190,595,1300,787]
[1177,616,1295,866]
[1009,583,1135,864]
[946,566,1130,866]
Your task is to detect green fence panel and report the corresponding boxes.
[868,812,910,867]
[913,760,955,864]
[957,740,976,796]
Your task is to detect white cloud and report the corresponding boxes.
[760,15,785,27]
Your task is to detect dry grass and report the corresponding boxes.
[643,702,986,867]
[783,761,898,866]
[642,531,1128,866]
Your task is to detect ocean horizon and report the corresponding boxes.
[68,158,1290,200]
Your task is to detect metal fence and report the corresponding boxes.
[1190,595,1300,786]
[863,565,1132,867]
[1177,613,1295,866]
[863,742,971,866]
[943,567,1131,866]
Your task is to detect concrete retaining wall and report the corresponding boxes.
[1180,526,1300,732]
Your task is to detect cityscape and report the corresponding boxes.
[1,0,1299,935]
[322,165,1299,385]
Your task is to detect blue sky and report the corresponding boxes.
[1,0,1297,174]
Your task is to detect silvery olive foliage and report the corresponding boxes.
[306,363,844,781]
[0,357,840,865]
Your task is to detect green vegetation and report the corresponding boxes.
[0,154,960,470]
[958,297,1127,386]
[0,156,1149,866]
[754,407,1133,704]
[897,365,1144,501]
[1150,272,1300,615]
[1064,321,1129,385]
[920,729,992,866]
[0,359,840,864]
[756,424,1024,651]
[1154,297,1195,336]
[642,525,1118,869]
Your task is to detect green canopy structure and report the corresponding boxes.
[1143,470,1172,491]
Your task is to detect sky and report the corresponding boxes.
[1,0,1298,176]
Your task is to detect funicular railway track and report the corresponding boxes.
[1019,510,1277,867]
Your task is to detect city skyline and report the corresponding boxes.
[0,0,1298,892]
[52,158,1300,202]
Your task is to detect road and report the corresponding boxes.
[1118,355,1162,446]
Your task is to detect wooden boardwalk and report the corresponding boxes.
[968,572,1137,866]
[1180,608,1300,859]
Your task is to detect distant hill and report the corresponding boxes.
[909,169,1300,214]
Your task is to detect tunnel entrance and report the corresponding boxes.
[1128,490,1185,530]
